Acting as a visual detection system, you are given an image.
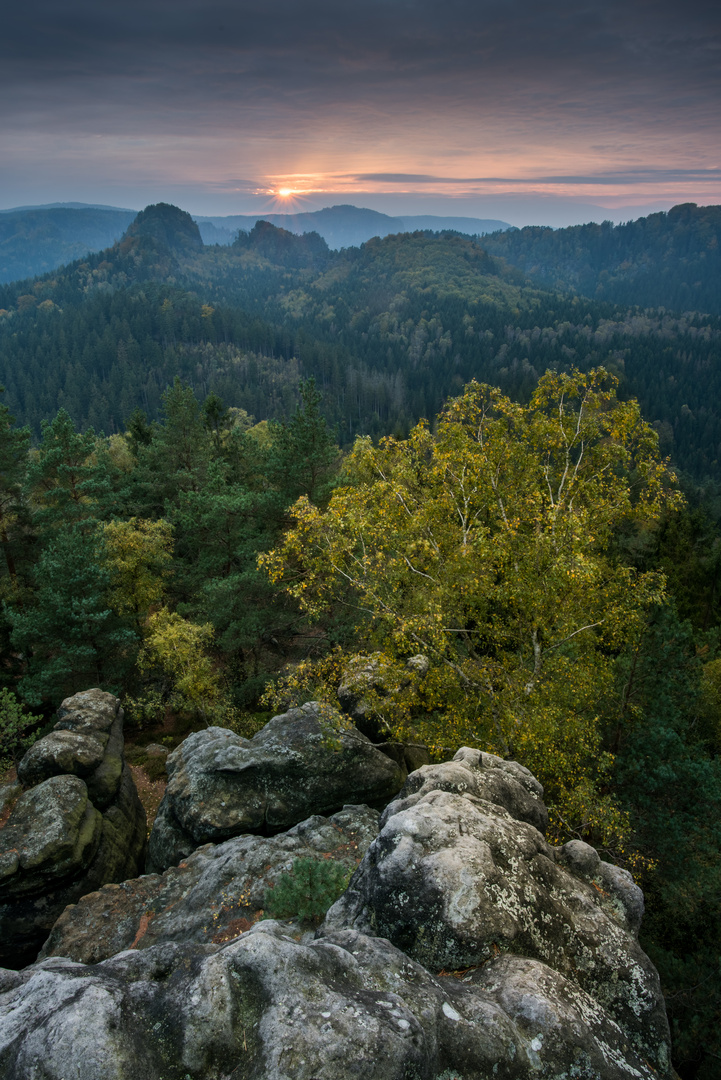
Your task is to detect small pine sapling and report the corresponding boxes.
[263,857,351,923]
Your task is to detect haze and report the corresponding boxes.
[2,0,720,227]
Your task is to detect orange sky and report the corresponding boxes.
[2,0,719,225]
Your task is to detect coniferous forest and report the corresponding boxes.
[1,202,721,1077]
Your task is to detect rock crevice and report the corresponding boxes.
[0,689,146,968]
[0,703,674,1078]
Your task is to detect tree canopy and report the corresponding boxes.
[264,368,680,839]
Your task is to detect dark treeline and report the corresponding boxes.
[1,204,721,484]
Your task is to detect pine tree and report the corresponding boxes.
[268,378,339,504]
[0,389,31,584]
[8,525,138,705]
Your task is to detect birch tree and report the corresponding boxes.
[262,369,680,837]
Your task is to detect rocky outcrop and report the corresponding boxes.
[18,687,127,808]
[0,921,669,1079]
[0,722,673,1078]
[0,690,146,967]
[147,701,405,873]
[40,805,380,964]
[322,747,669,1075]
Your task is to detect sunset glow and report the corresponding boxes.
[0,0,718,225]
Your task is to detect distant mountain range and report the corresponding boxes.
[0,202,511,284]
[194,205,511,249]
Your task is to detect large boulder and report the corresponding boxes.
[18,687,125,809]
[0,922,669,1079]
[40,804,379,964]
[147,702,405,873]
[0,776,102,896]
[322,747,670,1075]
[0,690,146,967]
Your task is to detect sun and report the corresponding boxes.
[277,187,294,198]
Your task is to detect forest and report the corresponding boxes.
[1,204,721,481]
[1,202,720,1077]
[481,202,721,317]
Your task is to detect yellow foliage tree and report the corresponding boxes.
[103,518,174,625]
[139,607,221,721]
[261,369,680,842]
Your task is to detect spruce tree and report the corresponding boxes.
[268,378,339,504]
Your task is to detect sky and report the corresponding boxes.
[2,0,720,227]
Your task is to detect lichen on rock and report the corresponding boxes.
[322,747,670,1075]
[0,921,668,1079]
[147,701,406,873]
[0,689,146,967]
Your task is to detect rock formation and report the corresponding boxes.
[40,805,379,964]
[1,922,669,1079]
[147,701,405,873]
[0,689,146,967]
[322,747,669,1074]
[0,718,674,1078]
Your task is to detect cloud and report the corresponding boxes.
[4,1,720,114]
[1,0,719,211]
[354,169,721,187]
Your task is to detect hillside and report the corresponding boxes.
[482,202,721,316]
[0,205,136,284]
[1,203,720,482]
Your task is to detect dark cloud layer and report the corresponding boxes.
[5,0,720,118]
[2,0,720,216]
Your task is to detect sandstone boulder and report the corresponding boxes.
[147,702,405,873]
[0,775,102,896]
[322,747,670,1075]
[0,922,669,1080]
[18,688,125,809]
[0,690,146,967]
[40,804,379,964]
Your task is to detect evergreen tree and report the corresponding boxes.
[25,409,112,534]
[124,379,213,518]
[8,525,138,705]
[268,378,339,504]
[0,389,31,585]
[612,606,721,1079]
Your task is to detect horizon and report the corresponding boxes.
[0,196,710,232]
[2,1,719,230]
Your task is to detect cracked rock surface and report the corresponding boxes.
[0,690,146,967]
[147,702,405,873]
[1,922,667,1080]
[322,747,669,1074]
[40,805,380,964]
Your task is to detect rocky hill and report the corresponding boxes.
[0,690,675,1079]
